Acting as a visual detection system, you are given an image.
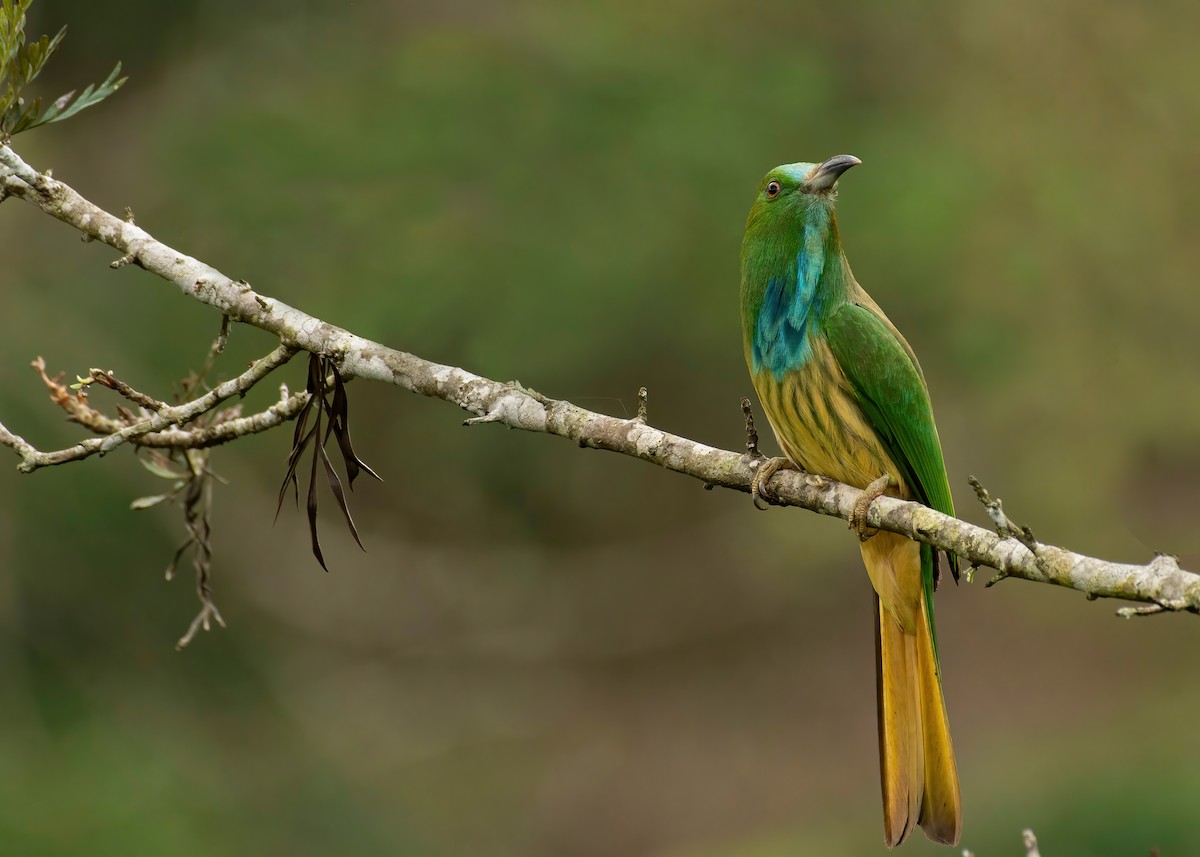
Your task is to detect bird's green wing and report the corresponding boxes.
[824,302,958,578]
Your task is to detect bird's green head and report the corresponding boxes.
[745,154,861,233]
[740,155,861,374]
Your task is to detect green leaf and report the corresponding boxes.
[130,494,172,511]
[16,26,64,91]
[0,1,33,81]
[0,6,126,139]
[13,60,126,134]
[139,455,188,481]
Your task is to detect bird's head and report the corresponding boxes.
[746,154,861,230]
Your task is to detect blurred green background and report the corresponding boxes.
[2,1,1198,854]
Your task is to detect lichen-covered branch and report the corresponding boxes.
[2,144,1198,616]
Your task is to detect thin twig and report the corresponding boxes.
[1116,602,1168,618]
[187,314,232,396]
[26,357,308,447]
[970,475,1050,580]
[1023,828,1041,857]
[82,368,167,411]
[136,391,309,448]
[0,345,297,471]
[741,397,762,459]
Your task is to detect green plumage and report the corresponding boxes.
[823,303,960,581]
[740,156,962,847]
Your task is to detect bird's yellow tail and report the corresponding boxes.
[867,533,961,848]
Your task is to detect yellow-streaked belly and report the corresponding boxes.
[752,337,909,497]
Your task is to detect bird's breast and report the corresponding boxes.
[752,336,908,494]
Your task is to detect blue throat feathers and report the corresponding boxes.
[752,206,831,378]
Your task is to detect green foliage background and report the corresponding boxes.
[1,1,1198,854]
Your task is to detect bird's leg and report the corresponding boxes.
[751,457,798,510]
[850,473,894,541]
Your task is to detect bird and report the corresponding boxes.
[739,154,962,847]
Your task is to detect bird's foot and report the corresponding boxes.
[751,457,797,510]
[850,473,894,541]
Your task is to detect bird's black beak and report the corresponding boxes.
[803,154,861,193]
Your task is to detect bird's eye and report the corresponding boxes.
[766,180,782,198]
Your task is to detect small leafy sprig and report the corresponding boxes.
[136,447,224,650]
[0,0,126,141]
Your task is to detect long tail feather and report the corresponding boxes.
[875,593,922,847]
[867,534,961,848]
[915,593,962,844]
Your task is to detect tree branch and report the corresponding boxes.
[2,144,1198,616]
[0,343,297,470]
[28,357,309,450]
